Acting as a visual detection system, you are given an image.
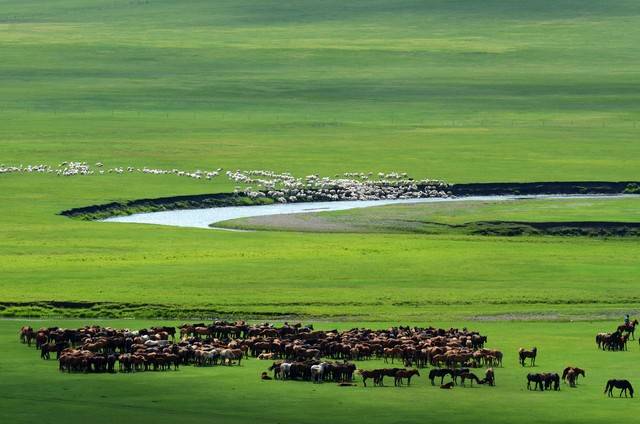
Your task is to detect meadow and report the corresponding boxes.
[1,1,640,422]
[2,319,639,424]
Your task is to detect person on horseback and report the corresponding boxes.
[625,314,630,326]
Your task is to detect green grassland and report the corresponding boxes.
[2,0,640,181]
[2,1,640,422]
[217,196,640,233]
[1,319,639,424]
[1,0,639,321]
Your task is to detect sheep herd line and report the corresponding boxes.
[1,162,450,203]
[17,320,635,397]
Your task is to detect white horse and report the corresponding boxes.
[311,362,328,383]
[279,362,292,380]
[144,339,170,348]
[220,349,243,366]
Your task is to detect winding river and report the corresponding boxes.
[101,194,634,230]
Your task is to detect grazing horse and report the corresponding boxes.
[394,369,420,386]
[428,368,452,386]
[618,320,639,340]
[562,367,585,387]
[459,372,482,387]
[518,347,537,367]
[482,368,495,386]
[605,379,634,398]
[527,373,545,391]
[543,373,560,391]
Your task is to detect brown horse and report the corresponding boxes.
[618,320,639,340]
[377,368,402,386]
[518,347,537,367]
[19,326,34,345]
[359,369,382,387]
[459,372,482,387]
[562,367,586,387]
[482,368,495,386]
[394,369,420,386]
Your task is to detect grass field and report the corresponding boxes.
[2,1,640,422]
[1,319,639,424]
[2,0,640,181]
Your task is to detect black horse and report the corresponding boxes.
[459,372,482,387]
[478,368,495,386]
[605,379,634,398]
[451,368,470,385]
[543,373,560,391]
[527,373,545,391]
[429,368,453,385]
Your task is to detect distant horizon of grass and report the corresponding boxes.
[2,0,640,182]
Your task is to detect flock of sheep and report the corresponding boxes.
[227,169,451,203]
[1,162,451,204]
[0,161,222,180]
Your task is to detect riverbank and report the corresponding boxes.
[61,181,640,221]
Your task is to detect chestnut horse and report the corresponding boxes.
[618,320,639,340]
[394,369,420,386]
[359,369,382,387]
[562,367,585,387]
[518,347,537,367]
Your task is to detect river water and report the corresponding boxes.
[101,194,634,230]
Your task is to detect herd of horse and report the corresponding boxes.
[596,320,638,351]
[19,323,249,373]
[16,319,636,398]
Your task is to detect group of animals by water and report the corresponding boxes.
[1,162,450,203]
[16,319,637,398]
[226,169,450,203]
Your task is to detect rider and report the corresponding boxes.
[625,314,630,326]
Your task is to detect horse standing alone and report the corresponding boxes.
[605,379,634,398]
[518,347,537,367]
